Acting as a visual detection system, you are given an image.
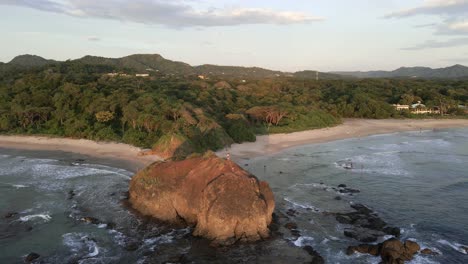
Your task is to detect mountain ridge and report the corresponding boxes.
[4,54,468,79]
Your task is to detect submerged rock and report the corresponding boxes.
[303,245,325,264]
[420,248,439,255]
[4,212,18,219]
[24,252,40,262]
[336,204,400,242]
[129,152,275,245]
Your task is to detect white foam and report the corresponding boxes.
[284,197,322,212]
[293,236,314,247]
[19,213,51,222]
[63,233,100,258]
[437,239,468,254]
[13,184,28,189]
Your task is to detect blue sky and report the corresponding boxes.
[1,0,467,71]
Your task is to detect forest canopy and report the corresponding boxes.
[0,59,467,154]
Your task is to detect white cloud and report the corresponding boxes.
[402,37,468,50]
[0,0,323,27]
[385,0,468,18]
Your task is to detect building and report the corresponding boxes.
[135,73,150,77]
[392,104,410,111]
[393,101,440,114]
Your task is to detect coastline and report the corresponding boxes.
[216,118,468,160]
[1,119,468,167]
[0,135,161,171]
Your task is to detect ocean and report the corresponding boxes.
[1,128,467,263]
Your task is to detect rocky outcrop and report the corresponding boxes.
[150,133,195,160]
[129,152,275,245]
[336,204,400,242]
[347,238,422,264]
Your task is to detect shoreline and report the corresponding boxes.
[216,118,468,160]
[0,135,161,171]
[1,119,467,167]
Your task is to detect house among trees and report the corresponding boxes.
[393,101,440,114]
[135,73,150,77]
[392,104,410,111]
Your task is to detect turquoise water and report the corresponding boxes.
[1,128,467,263]
[242,127,468,263]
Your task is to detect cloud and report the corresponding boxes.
[385,0,468,18]
[0,0,323,27]
[402,37,468,50]
[87,36,101,41]
[386,0,468,35]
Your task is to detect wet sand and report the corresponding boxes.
[0,135,161,169]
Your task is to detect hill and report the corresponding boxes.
[8,54,56,68]
[334,64,468,79]
[76,54,194,74]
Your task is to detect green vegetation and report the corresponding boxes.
[0,54,467,154]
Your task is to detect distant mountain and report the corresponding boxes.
[8,54,56,68]
[334,64,468,79]
[76,54,194,74]
[4,53,467,80]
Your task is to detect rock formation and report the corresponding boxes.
[347,238,423,264]
[129,152,275,245]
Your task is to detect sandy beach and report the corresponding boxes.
[217,118,468,160]
[0,136,161,169]
[1,119,467,166]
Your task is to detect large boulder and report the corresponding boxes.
[129,152,275,245]
[347,238,421,264]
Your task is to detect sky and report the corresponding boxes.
[0,0,467,71]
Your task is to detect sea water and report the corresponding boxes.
[1,128,467,263]
[242,127,468,263]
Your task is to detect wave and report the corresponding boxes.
[63,233,100,258]
[293,236,314,247]
[437,239,468,254]
[284,197,322,212]
[19,213,52,222]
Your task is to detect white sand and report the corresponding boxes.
[0,135,161,168]
[1,119,467,165]
[216,118,468,159]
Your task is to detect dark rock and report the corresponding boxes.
[334,196,342,200]
[124,240,141,251]
[350,204,373,214]
[67,190,76,200]
[303,246,325,264]
[420,248,439,255]
[284,222,298,230]
[290,229,301,237]
[106,222,116,229]
[336,203,400,242]
[344,227,385,243]
[80,217,100,225]
[383,226,401,237]
[4,212,18,218]
[338,184,347,188]
[286,209,298,217]
[25,252,40,262]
